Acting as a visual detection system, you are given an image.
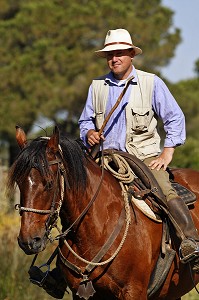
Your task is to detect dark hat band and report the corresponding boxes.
[104,42,134,47]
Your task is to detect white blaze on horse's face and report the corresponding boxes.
[17,168,52,255]
[28,176,34,187]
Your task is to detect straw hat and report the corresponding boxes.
[95,28,142,58]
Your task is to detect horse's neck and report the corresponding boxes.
[63,159,123,243]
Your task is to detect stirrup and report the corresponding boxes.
[29,264,50,287]
[28,264,66,299]
[179,238,199,264]
[180,250,199,264]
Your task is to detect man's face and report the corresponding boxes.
[106,49,135,80]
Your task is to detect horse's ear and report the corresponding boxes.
[16,125,27,149]
[46,126,60,154]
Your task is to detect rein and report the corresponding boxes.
[53,148,132,298]
[55,141,105,240]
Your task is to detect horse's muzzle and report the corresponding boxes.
[17,235,48,255]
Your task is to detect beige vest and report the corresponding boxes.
[92,69,161,160]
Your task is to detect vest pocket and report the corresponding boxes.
[131,107,153,132]
[127,136,161,159]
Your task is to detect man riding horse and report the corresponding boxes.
[27,28,199,299]
[78,28,199,268]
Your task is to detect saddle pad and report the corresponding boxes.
[171,182,196,206]
[131,196,162,223]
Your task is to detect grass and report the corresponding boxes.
[0,213,72,300]
[182,289,199,300]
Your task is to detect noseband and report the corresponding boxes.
[15,153,68,237]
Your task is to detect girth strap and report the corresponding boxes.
[86,207,125,273]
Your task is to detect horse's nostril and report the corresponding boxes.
[32,236,42,247]
[34,236,41,242]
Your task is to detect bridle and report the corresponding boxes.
[15,141,104,241]
[15,154,67,237]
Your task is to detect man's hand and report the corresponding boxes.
[148,147,175,171]
[87,129,104,146]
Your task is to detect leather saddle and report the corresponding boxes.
[102,149,196,210]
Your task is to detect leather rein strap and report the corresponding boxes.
[55,149,106,240]
[56,149,131,281]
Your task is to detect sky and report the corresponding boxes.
[161,0,199,82]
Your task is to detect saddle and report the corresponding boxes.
[101,149,196,214]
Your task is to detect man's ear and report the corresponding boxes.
[130,49,135,58]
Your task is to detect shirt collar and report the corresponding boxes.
[104,66,137,86]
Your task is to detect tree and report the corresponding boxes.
[172,137,199,170]
[165,78,199,170]
[194,58,199,78]
[0,0,181,163]
[167,79,199,139]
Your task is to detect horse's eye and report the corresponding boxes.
[44,181,53,191]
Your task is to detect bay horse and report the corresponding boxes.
[8,126,199,300]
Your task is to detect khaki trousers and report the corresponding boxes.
[143,157,178,202]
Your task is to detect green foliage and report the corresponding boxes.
[194,58,199,78]
[168,79,199,138]
[166,78,199,170]
[171,138,199,170]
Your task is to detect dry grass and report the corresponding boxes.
[0,213,72,300]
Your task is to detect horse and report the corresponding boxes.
[8,126,199,300]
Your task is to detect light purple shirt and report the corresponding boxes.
[78,67,186,151]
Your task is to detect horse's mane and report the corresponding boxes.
[8,135,88,195]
